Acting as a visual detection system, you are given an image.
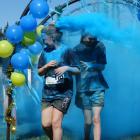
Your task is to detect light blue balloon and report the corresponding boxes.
[5,25,23,43]
[29,0,49,19]
[28,42,43,55]
[11,53,29,70]
[20,15,37,31]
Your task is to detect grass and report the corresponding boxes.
[0,135,71,140]
[120,136,140,140]
[13,136,140,140]
[1,123,140,140]
[1,134,140,140]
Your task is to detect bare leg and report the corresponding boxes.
[92,107,102,140]
[42,106,53,140]
[83,109,92,140]
[52,108,63,140]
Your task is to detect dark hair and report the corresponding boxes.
[80,34,97,43]
[47,24,62,35]
[56,28,63,36]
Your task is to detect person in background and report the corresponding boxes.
[74,34,109,140]
[38,23,80,140]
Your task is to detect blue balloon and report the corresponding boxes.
[20,15,37,31]
[20,48,30,56]
[6,25,23,43]
[11,53,29,70]
[29,0,49,19]
[28,42,43,55]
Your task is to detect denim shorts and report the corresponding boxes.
[75,90,105,110]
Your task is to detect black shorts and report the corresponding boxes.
[42,97,71,114]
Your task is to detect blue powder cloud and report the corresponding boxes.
[56,13,140,45]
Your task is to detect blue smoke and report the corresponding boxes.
[56,13,140,47]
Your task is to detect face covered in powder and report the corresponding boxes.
[81,34,98,48]
[42,24,63,52]
[45,24,63,43]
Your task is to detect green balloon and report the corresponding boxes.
[22,32,36,46]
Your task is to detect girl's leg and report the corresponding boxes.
[92,106,102,140]
[42,106,53,139]
[83,109,92,140]
[52,108,63,140]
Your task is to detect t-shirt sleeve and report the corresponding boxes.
[97,43,107,64]
[38,52,46,69]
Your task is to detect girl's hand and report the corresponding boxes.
[55,66,69,76]
[44,60,57,69]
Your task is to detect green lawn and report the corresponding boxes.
[1,135,140,140]
[1,124,140,140]
[17,136,140,140]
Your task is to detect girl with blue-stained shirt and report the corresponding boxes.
[38,23,80,140]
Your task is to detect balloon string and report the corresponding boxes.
[26,56,42,104]
[25,83,40,104]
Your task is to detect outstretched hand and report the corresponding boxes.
[80,61,95,71]
[55,66,69,76]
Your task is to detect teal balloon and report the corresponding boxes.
[28,42,42,55]
[20,15,37,31]
[5,25,23,43]
[29,0,49,19]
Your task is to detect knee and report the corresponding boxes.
[84,111,92,125]
[52,118,62,129]
[85,118,92,125]
[93,116,100,125]
[42,119,52,128]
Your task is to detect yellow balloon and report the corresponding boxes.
[0,40,14,58]
[22,32,36,46]
[36,25,44,36]
[11,72,26,86]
